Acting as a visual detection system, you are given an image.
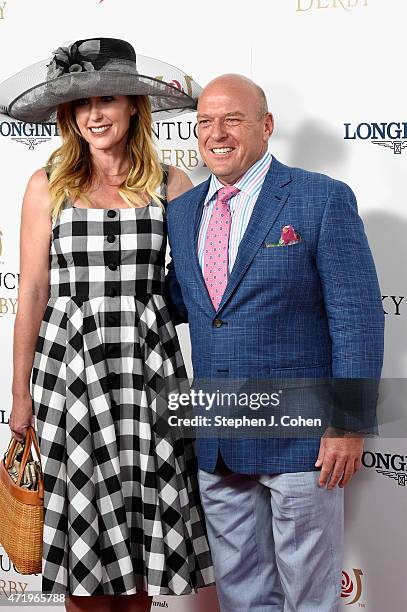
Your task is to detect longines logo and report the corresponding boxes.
[363,451,407,487]
[12,138,50,150]
[0,3,7,20]
[0,122,58,150]
[297,0,368,12]
[341,568,364,606]
[344,122,407,155]
[382,295,404,316]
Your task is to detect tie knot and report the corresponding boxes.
[217,186,239,204]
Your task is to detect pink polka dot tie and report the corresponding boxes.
[203,186,239,310]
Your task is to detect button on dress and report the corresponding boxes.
[31,195,214,596]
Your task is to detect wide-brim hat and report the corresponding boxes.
[0,37,201,123]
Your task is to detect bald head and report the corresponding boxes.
[196,73,274,185]
[199,74,268,119]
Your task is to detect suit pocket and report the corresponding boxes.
[256,240,310,279]
[263,240,302,249]
[261,241,306,253]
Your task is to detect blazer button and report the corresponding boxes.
[107,234,116,243]
[107,210,117,218]
[107,288,117,298]
[108,372,118,381]
[213,319,223,328]
[108,263,118,271]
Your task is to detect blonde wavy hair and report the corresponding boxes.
[46,95,163,218]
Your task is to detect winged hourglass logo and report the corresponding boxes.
[372,141,407,155]
[344,122,407,155]
[376,470,406,486]
[11,138,50,150]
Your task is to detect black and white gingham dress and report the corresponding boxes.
[31,192,214,596]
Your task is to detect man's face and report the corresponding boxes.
[197,81,273,185]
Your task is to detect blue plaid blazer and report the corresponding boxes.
[166,157,384,474]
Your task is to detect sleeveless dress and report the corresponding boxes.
[31,189,214,597]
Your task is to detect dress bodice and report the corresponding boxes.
[49,203,166,299]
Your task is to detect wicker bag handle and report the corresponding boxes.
[4,427,44,498]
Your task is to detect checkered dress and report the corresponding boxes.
[31,192,214,597]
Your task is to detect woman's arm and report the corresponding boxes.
[164,166,192,325]
[10,168,52,440]
[166,165,193,202]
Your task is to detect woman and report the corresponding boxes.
[7,38,213,612]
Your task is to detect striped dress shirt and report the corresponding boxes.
[197,152,272,272]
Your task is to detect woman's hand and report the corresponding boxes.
[9,395,35,442]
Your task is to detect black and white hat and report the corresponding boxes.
[0,37,201,123]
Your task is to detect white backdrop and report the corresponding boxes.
[0,1,406,610]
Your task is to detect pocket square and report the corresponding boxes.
[264,225,301,247]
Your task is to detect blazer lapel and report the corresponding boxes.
[185,177,215,312]
[217,157,292,312]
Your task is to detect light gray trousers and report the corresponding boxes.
[198,465,344,612]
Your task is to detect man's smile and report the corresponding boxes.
[210,147,235,155]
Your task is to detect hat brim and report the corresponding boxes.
[8,72,195,123]
[0,54,202,123]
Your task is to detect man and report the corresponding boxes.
[166,74,384,611]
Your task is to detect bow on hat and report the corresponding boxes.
[47,40,101,79]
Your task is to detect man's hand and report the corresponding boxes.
[315,427,364,489]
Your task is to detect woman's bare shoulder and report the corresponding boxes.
[166,165,193,202]
[19,168,52,285]
[26,167,49,191]
[23,168,51,211]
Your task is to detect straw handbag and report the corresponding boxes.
[0,426,44,574]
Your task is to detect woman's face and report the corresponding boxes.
[74,95,137,151]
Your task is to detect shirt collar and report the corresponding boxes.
[203,151,272,207]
